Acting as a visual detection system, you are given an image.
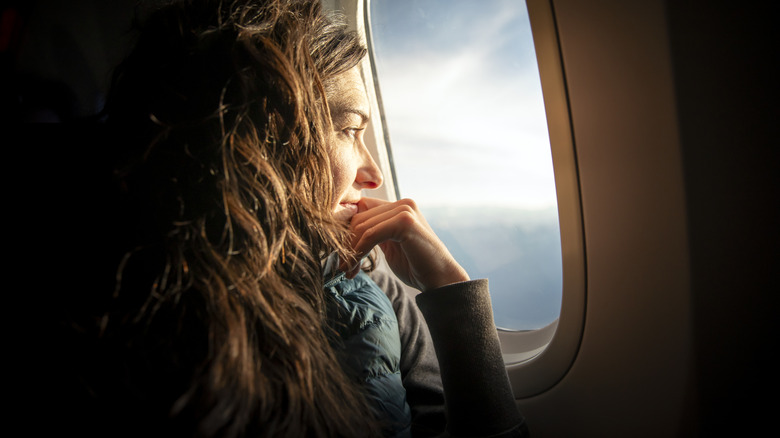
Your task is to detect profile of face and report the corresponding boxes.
[326,66,383,222]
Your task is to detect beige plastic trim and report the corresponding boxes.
[501,0,586,397]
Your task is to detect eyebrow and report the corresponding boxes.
[346,108,369,124]
[332,106,370,126]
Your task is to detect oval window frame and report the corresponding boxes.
[327,0,586,398]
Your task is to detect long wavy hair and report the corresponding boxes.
[98,0,377,436]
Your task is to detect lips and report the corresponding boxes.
[340,202,359,213]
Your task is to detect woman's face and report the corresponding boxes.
[326,66,383,222]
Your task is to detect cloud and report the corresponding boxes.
[370,0,557,209]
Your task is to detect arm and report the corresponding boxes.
[353,198,528,437]
[416,280,528,438]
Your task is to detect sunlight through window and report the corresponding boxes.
[369,0,562,330]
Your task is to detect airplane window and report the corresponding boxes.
[368,0,562,330]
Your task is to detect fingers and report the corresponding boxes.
[357,197,423,219]
[356,196,390,211]
[352,209,417,257]
[341,197,469,290]
[349,199,433,259]
[352,200,421,244]
[354,197,415,220]
[339,199,424,276]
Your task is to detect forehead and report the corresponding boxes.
[326,67,369,120]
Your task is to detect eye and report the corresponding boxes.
[342,127,365,140]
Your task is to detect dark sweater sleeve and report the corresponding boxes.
[416,279,528,438]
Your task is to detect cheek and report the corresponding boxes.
[328,144,355,203]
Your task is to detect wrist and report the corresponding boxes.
[423,265,470,292]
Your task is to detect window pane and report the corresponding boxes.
[369,0,562,330]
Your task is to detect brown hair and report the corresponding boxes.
[100,0,376,436]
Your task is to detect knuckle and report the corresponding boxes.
[398,205,415,216]
[398,198,418,211]
[352,221,368,235]
[360,226,378,244]
[397,210,416,226]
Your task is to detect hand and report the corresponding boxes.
[340,197,470,292]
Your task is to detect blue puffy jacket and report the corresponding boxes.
[324,256,412,438]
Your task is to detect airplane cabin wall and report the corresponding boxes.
[515,1,777,437]
[516,1,693,436]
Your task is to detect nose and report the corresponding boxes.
[355,145,383,190]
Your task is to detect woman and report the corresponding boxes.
[86,0,527,436]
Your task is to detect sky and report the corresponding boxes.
[368,0,563,330]
[369,0,558,210]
